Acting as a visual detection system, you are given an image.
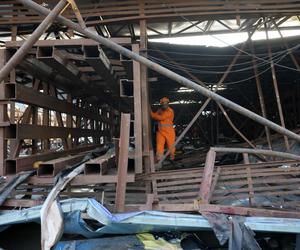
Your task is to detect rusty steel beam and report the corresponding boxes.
[0,0,68,82]
[5,144,100,174]
[37,47,83,83]
[249,37,273,150]
[199,149,216,203]
[115,113,131,212]
[84,148,115,175]
[139,18,154,176]
[132,44,143,174]
[217,103,256,149]
[36,46,118,106]
[198,147,300,203]
[6,174,136,186]
[264,18,290,150]
[0,83,111,123]
[84,156,115,175]
[18,57,121,111]
[37,154,86,177]
[5,38,131,48]
[198,204,300,219]
[1,198,44,208]
[19,57,84,97]
[5,124,109,140]
[19,0,300,144]
[0,49,8,176]
[212,147,300,161]
[84,46,119,94]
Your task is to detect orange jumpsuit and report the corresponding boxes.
[151,107,176,160]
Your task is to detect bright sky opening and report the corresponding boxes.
[150,29,300,47]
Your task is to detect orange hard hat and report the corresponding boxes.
[160,97,170,104]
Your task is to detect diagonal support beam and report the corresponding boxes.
[0,0,68,82]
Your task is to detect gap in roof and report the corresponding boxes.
[150,29,300,47]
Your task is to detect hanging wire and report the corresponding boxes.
[147,44,298,74]
[161,3,300,73]
[147,45,292,86]
[147,46,299,58]
[148,45,292,76]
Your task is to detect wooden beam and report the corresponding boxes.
[199,149,216,203]
[115,113,131,212]
[198,204,300,219]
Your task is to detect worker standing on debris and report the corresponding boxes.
[151,97,176,161]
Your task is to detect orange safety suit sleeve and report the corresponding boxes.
[151,110,173,121]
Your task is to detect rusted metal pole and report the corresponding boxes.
[263,18,290,151]
[249,37,273,150]
[139,17,155,176]
[132,44,143,174]
[115,113,130,212]
[19,0,300,144]
[0,49,8,176]
[217,103,256,149]
[0,0,68,83]
[199,149,216,203]
[211,147,300,160]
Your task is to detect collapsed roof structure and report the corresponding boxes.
[1,0,300,249]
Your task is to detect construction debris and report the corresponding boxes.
[1,0,300,249]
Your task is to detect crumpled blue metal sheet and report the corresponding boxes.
[1,198,300,237]
[0,198,210,237]
[53,235,143,250]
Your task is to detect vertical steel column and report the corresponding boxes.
[115,113,130,212]
[264,19,290,150]
[132,44,143,174]
[42,83,50,150]
[249,38,273,150]
[8,27,17,158]
[66,94,72,148]
[32,99,38,154]
[49,85,68,150]
[9,25,17,124]
[0,0,68,82]
[139,15,154,174]
[0,49,8,175]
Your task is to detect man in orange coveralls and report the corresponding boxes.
[151,97,176,161]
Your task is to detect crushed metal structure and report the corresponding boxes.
[1,0,300,249]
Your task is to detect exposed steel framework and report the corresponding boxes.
[1,0,300,228]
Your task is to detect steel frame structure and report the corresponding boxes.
[1,1,300,224]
